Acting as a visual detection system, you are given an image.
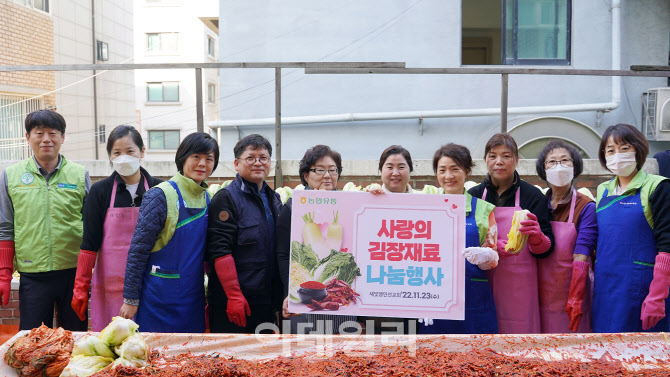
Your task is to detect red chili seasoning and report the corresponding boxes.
[300,280,325,289]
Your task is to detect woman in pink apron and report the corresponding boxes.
[535,140,597,333]
[468,133,554,334]
[71,125,162,330]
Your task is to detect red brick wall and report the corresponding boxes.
[0,0,56,107]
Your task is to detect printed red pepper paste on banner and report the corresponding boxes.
[306,279,360,311]
[90,348,670,376]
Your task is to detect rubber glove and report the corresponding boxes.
[71,250,97,321]
[463,247,499,270]
[214,255,251,328]
[641,253,670,330]
[496,239,518,258]
[418,318,433,326]
[0,241,14,306]
[518,212,551,254]
[565,260,589,332]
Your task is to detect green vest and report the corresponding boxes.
[6,156,86,272]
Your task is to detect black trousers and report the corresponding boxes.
[209,303,275,334]
[19,268,87,331]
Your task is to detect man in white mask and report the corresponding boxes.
[71,125,163,330]
[535,140,597,334]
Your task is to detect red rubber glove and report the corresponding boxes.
[518,212,551,254]
[496,239,518,258]
[71,250,97,321]
[565,260,589,332]
[214,255,251,328]
[641,253,670,330]
[0,241,15,306]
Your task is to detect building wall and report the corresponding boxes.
[0,0,55,106]
[216,0,670,161]
[134,0,219,161]
[52,0,136,160]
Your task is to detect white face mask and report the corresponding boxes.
[546,164,574,187]
[606,151,637,177]
[112,154,140,176]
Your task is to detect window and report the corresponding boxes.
[462,0,570,65]
[98,125,106,143]
[96,41,109,61]
[207,37,216,57]
[146,32,178,53]
[149,130,180,149]
[207,83,216,103]
[147,82,179,102]
[12,0,49,12]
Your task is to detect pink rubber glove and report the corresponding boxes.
[214,255,251,328]
[0,241,14,306]
[496,239,518,258]
[518,212,551,254]
[565,260,589,332]
[641,253,670,330]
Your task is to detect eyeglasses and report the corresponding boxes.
[309,168,339,176]
[239,156,270,165]
[544,158,573,169]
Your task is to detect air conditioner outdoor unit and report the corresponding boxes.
[642,88,670,141]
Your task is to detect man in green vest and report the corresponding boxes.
[0,109,90,331]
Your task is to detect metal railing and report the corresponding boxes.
[0,62,668,186]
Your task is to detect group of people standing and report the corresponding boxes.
[0,109,668,336]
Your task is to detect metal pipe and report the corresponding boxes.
[501,73,508,133]
[91,0,99,160]
[195,68,204,132]
[274,68,283,188]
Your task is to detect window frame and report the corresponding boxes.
[146,32,179,54]
[146,82,180,103]
[98,124,106,144]
[207,83,216,103]
[148,130,180,150]
[96,41,109,61]
[501,0,571,66]
[207,36,216,58]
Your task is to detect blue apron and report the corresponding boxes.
[420,196,498,334]
[136,181,210,333]
[593,184,670,332]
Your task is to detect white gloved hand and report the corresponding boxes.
[417,318,434,326]
[463,247,499,270]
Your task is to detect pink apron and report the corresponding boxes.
[538,189,593,333]
[483,187,541,334]
[90,176,149,331]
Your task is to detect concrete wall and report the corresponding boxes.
[134,0,219,161]
[52,0,135,160]
[216,0,670,161]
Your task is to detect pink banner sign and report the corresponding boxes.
[288,190,466,320]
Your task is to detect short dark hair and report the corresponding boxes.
[598,124,649,172]
[432,143,474,175]
[299,145,343,186]
[25,109,66,135]
[378,145,413,172]
[535,139,584,181]
[233,134,272,159]
[175,132,220,173]
[484,133,518,159]
[106,125,144,156]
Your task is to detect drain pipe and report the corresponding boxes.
[209,1,621,134]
